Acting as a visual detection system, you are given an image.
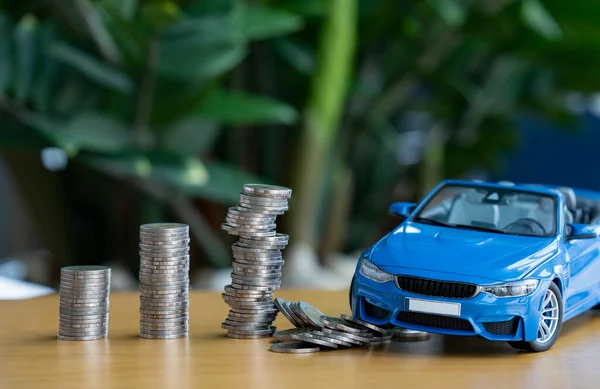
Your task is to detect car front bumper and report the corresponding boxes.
[351,270,549,342]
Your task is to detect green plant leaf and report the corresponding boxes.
[0,14,13,97]
[57,112,132,154]
[49,42,134,94]
[157,11,247,81]
[161,117,221,156]
[241,3,305,41]
[277,0,327,17]
[13,13,39,104]
[141,1,180,32]
[32,20,61,113]
[521,0,562,40]
[427,0,467,27]
[273,38,315,75]
[196,88,299,125]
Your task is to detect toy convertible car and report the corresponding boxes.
[350,179,600,352]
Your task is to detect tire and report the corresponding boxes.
[508,282,563,353]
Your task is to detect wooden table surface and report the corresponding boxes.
[2,289,600,389]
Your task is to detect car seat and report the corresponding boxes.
[447,189,499,226]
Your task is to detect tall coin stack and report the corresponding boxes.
[220,184,292,339]
[58,265,111,341]
[138,223,190,339]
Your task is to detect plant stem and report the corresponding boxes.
[287,0,357,249]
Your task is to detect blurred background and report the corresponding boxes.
[2,0,600,298]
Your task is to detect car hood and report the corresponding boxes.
[370,222,558,282]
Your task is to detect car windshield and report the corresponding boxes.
[412,184,558,237]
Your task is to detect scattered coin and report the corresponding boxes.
[389,327,431,341]
[221,184,292,339]
[138,223,190,340]
[269,342,320,354]
[57,266,111,341]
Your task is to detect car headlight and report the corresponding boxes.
[482,279,539,298]
[358,257,395,283]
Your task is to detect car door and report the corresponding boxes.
[564,235,600,311]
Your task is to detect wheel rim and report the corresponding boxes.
[537,289,559,344]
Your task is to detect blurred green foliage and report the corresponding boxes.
[0,0,599,273]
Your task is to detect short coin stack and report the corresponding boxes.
[220,184,292,339]
[270,298,394,353]
[58,266,111,341]
[138,223,190,339]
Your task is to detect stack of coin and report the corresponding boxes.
[58,265,111,341]
[138,223,190,339]
[220,184,292,339]
[269,298,395,353]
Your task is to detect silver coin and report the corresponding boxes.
[139,267,189,276]
[222,296,274,304]
[59,289,109,296]
[288,302,315,328]
[139,288,189,296]
[295,302,326,328]
[225,327,276,336]
[224,218,275,228]
[140,310,188,318]
[140,223,188,233]
[140,328,189,335]
[238,202,288,212]
[59,323,108,331]
[232,268,282,277]
[139,265,190,273]
[317,329,364,346]
[226,213,276,223]
[289,333,338,348]
[239,192,289,203]
[321,316,370,334]
[139,243,189,253]
[58,330,108,337]
[235,242,287,251]
[309,331,353,347]
[138,274,189,282]
[369,330,393,343]
[239,198,289,209]
[389,327,431,341]
[226,207,277,218]
[139,236,190,245]
[242,184,292,198]
[273,328,314,341]
[275,299,305,328]
[230,279,281,288]
[321,327,373,343]
[231,244,281,255]
[230,283,279,292]
[139,229,189,238]
[59,307,109,316]
[140,292,188,300]
[339,314,389,336]
[223,285,271,296]
[59,298,109,306]
[140,301,188,309]
[233,206,285,216]
[227,311,278,319]
[232,259,284,267]
[269,342,319,354]
[229,307,278,315]
[140,333,187,339]
[61,265,111,274]
[139,253,190,261]
[59,320,108,327]
[57,334,107,341]
[232,262,282,270]
[221,321,271,330]
[221,292,272,301]
[227,333,273,339]
[140,322,188,329]
[222,223,276,232]
[225,317,274,325]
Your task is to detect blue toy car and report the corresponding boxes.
[350,179,600,352]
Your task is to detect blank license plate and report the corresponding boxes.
[406,298,461,316]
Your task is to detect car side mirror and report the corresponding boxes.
[566,223,598,241]
[388,202,416,219]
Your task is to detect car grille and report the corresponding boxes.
[363,300,391,320]
[397,311,473,332]
[482,318,520,336]
[395,276,479,299]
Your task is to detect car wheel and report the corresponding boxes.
[508,282,563,353]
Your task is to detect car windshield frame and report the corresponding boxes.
[410,182,559,238]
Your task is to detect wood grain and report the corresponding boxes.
[1,290,600,389]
